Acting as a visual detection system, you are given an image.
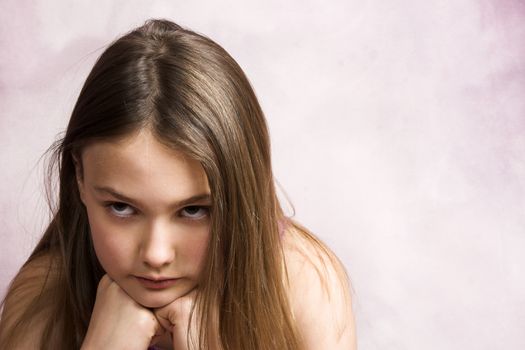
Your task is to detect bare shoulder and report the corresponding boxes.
[0,252,58,349]
[282,224,357,349]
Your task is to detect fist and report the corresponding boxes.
[154,287,199,350]
[81,274,165,350]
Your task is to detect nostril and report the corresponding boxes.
[142,247,174,266]
[141,242,175,268]
[140,221,176,267]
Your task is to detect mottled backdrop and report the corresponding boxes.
[1,0,524,349]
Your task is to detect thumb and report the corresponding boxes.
[154,303,181,333]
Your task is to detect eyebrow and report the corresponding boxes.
[93,186,212,209]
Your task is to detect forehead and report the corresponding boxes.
[80,129,210,200]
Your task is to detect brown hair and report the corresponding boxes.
[0,19,350,349]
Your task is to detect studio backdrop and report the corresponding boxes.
[1,1,524,349]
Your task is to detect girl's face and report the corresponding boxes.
[76,129,211,308]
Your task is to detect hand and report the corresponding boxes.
[154,287,199,350]
[81,274,165,350]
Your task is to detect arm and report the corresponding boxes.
[1,256,162,349]
[285,235,357,349]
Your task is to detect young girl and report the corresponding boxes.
[0,19,356,349]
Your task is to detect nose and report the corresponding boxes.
[141,220,175,269]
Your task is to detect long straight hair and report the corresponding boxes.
[0,19,349,349]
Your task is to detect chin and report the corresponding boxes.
[131,290,179,309]
[115,278,180,309]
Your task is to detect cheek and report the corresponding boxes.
[181,229,210,272]
[87,208,135,274]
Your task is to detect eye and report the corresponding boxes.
[106,202,136,218]
[180,206,210,220]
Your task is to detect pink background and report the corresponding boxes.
[1,1,524,349]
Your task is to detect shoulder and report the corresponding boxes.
[282,224,357,349]
[0,252,59,349]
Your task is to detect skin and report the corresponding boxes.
[76,128,211,349]
[0,126,356,349]
[74,127,357,349]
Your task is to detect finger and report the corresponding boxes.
[155,310,175,332]
[153,316,166,336]
[97,274,112,291]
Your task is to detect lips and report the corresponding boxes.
[135,276,179,290]
[138,275,177,281]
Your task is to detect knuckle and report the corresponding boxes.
[136,311,156,329]
[97,274,109,290]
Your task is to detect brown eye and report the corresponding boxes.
[106,202,135,217]
[180,206,209,220]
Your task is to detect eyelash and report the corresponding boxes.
[104,202,210,221]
